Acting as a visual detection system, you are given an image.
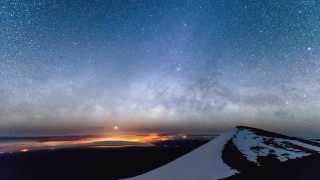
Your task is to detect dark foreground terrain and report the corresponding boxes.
[0,139,208,180]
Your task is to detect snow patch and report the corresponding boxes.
[285,140,320,152]
[232,129,313,164]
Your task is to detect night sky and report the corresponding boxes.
[1,0,320,136]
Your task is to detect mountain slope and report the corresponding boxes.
[224,153,320,180]
[125,126,320,180]
[223,126,320,170]
[222,126,320,180]
[124,130,238,180]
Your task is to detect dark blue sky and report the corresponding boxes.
[1,0,320,136]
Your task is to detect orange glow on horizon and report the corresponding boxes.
[0,130,176,153]
[39,132,172,146]
[96,133,172,143]
[1,132,175,153]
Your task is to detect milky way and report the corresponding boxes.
[1,0,320,136]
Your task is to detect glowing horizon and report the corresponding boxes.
[0,131,178,154]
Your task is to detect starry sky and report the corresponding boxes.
[1,0,320,136]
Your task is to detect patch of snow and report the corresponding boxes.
[285,140,320,152]
[232,129,312,164]
[124,129,238,180]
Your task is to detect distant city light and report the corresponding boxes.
[20,149,30,152]
[113,125,119,131]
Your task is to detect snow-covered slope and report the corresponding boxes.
[125,126,320,180]
[125,130,238,180]
[227,126,320,167]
